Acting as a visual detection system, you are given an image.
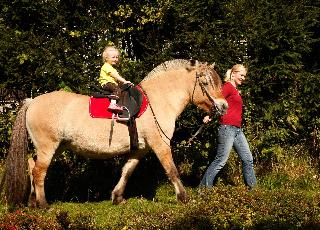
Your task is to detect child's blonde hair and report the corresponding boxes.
[224,64,247,82]
[102,46,119,62]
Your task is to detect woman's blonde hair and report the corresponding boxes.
[102,46,119,62]
[224,64,247,82]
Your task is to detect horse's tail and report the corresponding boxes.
[0,98,33,206]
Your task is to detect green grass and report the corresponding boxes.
[1,183,320,229]
[1,153,320,229]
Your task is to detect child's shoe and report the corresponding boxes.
[108,103,123,113]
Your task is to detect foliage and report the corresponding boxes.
[0,106,16,158]
[1,180,320,229]
[224,0,320,166]
[0,0,319,205]
[0,210,60,229]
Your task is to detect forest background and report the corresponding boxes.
[0,0,320,212]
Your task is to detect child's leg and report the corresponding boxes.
[102,83,121,98]
[102,83,123,112]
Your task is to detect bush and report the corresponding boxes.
[1,182,320,229]
[0,210,60,229]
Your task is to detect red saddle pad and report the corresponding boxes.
[89,85,148,119]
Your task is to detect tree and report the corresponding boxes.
[0,0,319,189]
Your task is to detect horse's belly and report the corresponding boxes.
[61,116,148,159]
[79,148,130,159]
[67,141,131,159]
[65,135,148,159]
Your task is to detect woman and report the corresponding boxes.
[199,64,257,189]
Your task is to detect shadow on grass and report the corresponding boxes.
[45,153,167,204]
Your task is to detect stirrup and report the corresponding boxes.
[112,107,130,121]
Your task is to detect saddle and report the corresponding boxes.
[89,83,148,119]
[89,83,148,150]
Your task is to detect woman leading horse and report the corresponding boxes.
[2,59,228,208]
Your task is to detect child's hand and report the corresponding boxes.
[124,81,134,86]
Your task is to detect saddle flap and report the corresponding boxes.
[89,97,113,118]
[89,85,148,119]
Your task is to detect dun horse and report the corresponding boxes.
[2,59,227,208]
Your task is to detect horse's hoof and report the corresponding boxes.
[117,198,127,205]
[28,193,37,208]
[177,193,188,204]
[112,196,125,205]
[111,192,124,205]
[36,201,49,209]
[28,199,37,208]
[111,189,126,205]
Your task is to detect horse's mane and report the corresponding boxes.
[141,59,191,82]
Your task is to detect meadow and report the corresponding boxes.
[1,154,320,230]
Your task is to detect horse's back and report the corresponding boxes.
[27,91,86,123]
[26,91,86,144]
[31,90,86,107]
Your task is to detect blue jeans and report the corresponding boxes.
[200,125,257,188]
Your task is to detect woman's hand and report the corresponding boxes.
[203,115,212,124]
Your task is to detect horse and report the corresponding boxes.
[2,59,228,208]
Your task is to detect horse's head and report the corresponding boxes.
[189,60,228,115]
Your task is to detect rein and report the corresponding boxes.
[138,85,172,146]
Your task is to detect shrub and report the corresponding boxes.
[0,210,60,229]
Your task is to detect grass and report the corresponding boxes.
[1,153,320,229]
[1,182,320,229]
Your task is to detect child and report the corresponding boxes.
[98,46,133,113]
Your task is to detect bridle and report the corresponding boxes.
[191,68,221,115]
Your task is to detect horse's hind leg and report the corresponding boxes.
[111,151,145,204]
[27,158,36,207]
[32,144,58,208]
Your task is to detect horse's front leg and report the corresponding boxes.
[111,152,144,204]
[153,145,188,203]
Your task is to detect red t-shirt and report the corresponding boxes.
[220,82,242,127]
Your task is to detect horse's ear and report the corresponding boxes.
[190,59,197,66]
[187,59,198,71]
[210,62,216,69]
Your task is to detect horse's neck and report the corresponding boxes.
[141,71,192,119]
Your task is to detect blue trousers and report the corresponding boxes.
[200,125,257,188]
